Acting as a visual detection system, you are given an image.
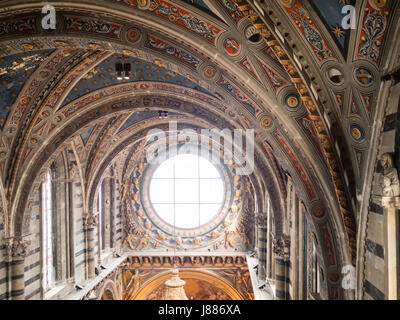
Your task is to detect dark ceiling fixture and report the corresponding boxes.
[158,111,168,119]
[115,62,131,80]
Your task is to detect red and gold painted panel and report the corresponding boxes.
[357,0,392,63]
[278,0,335,62]
[320,223,337,266]
[126,0,221,43]
[259,60,287,92]
[273,130,317,200]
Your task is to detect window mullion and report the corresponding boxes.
[198,155,200,228]
[150,154,223,230]
[173,157,176,232]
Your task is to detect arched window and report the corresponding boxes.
[311,239,320,295]
[42,170,55,291]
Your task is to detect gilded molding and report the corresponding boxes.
[232,0,357,264]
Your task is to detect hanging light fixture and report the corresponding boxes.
[115,62,131,80]
[115,62,123,80]
[162,269,188,300]
[161,178,188,300]
[123,63,131,80]
[158,111,168,119]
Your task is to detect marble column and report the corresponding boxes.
[110,176,117,249]
[103,178,111,250]
[273,236,290,300]
[266,201,273,283]
[381,196,400,300]
[4,236,31,300]
[83,212,98,279]
[290,193,299,300]
[378,153,400,299]
[256,212,268,283]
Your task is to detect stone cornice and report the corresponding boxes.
[123,254,248,269]
[372,195,400,209]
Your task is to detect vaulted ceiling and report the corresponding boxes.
[0,0,399,295]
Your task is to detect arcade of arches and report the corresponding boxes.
[0,0,400,301]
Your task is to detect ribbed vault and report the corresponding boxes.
[1,0,399,300]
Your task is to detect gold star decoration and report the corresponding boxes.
[332,24,345,39]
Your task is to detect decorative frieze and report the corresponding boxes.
[125,255,247,269]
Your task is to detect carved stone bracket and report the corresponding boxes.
[3,236,31,261]
[373,195,400,209]
[272,236,290,259]
[380,153,400,197]
[83,212,99,229]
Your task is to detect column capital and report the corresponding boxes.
[83,212,98,229]
[3,236,31,261]
[255,212,268,227]
[273,236,290,259]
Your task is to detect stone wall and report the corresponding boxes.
[24,186,41,300]
[363,194,385,300]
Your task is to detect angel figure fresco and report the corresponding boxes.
[223,269,252,299]
[124,269,152,297]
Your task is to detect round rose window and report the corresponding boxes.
[149,154,224,229]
